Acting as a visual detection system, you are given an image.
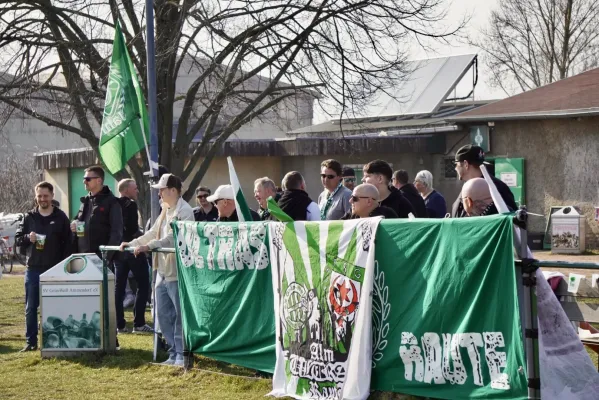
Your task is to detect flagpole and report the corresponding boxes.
[146,0,161,362]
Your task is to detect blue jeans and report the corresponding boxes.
[155,274,183,359]
[25,270,41,346]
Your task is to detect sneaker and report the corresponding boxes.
[19,344,38,352]
[123,294,135,308]
[160,357,176,366]
[174,355,185,368]
[117,327,128,334]
[132,324,154,334]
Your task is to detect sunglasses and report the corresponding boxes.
[197,194,208,199]
[320,174,337,180]
[83,176,100,182]
[343,178,355,183]
[350,195,373,202]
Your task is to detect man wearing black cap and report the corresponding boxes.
[451,145,517,218]
[342,167,356,191]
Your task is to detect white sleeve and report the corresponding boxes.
[306,202,321,221]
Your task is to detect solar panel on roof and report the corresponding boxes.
[361,54,477,117]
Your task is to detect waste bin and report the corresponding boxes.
[39,253,117,357]
[551,206,586,254]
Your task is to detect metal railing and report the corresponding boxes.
[99,245,177,363]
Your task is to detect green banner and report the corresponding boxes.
[370,216,527,399]
[173,216,527,399]
[173,221,275,372]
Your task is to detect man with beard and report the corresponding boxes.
[16,182,72,352]
[461,178,499,217]
[278,171,320,221]
[451,145,516,217]
[392,169,427,217]
[71,166,123,261]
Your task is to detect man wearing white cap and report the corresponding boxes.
[119,173,194,366]
[208,185,260,222]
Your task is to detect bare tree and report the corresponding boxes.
[0,0,461,218]
[476,0,599,95]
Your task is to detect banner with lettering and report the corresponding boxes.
[268,218,381,400]
[173,216,528,399]
[370,216,528,399]
[173,221,275,372]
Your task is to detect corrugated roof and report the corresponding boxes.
[450,67,599,121]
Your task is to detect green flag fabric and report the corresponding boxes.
[227,157,254,222]
[173,215,527,399]
[98,22,149,174]
[370,216,527,399]
[266,197,293,222]
[173,220,275,372]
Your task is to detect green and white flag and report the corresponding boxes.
[98,22,149,174]
[227,157,253,222]
[269,218,381,399]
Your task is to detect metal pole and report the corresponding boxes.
[101,250,110,353]
[146,0,161,362]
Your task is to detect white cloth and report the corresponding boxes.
[480,165,599,399]
[306,202,321,221]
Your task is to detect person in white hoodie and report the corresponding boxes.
[119,174,194,366]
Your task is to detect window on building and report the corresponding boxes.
[444,158,457,179]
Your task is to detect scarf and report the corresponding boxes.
[277,189,313,221]
[321,183,343,220]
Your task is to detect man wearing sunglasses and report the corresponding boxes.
[193,186,218,222]
[318,159,352,220]
[342,167,356,191]
[461,178,498,217]
[342,184,398,219]
[71,165,123,261]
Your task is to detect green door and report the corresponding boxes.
[68,168,117,219]
[494,158,525,207]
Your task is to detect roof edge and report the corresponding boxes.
[448,107,599,122]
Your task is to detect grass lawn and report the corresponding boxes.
[0,271,274,400]
[2,268,595,399]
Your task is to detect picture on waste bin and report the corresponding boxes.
[41,283,102,350]
[551,221,580,249]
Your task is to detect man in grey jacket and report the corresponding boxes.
[318,159,352,220]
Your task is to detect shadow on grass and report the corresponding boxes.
[43,347,156,370]
[192,354,271,379]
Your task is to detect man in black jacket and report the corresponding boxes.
[451,145,517,218]
[16,181,72,352]
[114,179,152,333]
[70,166,123,260]
[279,171,321,221]
[209,185,261,222]
[193,186,218,222]
[392,169,428,218]
[342,184,398,219]
[362,160,415,218]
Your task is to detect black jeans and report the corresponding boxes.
[114,253,150,329]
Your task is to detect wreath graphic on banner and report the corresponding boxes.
[371,260,390,368]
